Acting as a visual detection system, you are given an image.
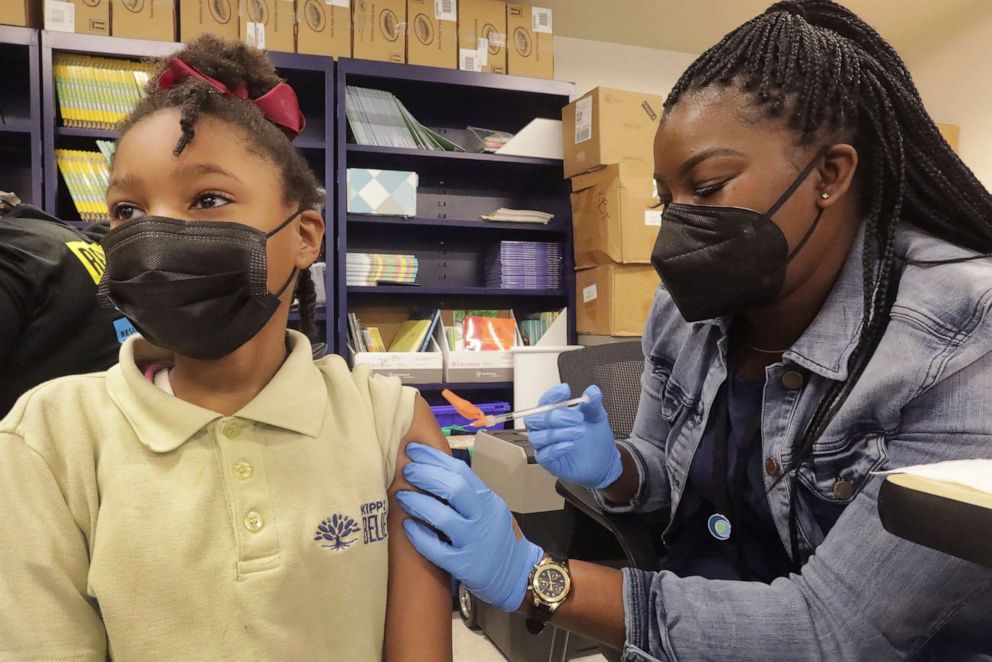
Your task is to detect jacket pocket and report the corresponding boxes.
[795,430,888,530]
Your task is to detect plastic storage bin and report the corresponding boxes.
[430,402,511,432]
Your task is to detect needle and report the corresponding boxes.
[471,395,590,428]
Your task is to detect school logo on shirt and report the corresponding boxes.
[314,500,388,552]
[314,514,361,550]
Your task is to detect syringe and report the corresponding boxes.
[470,394,590,428]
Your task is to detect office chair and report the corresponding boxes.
[553,342,669,661]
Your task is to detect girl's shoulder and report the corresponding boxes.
[313,355,418,481]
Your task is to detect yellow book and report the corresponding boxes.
[95,64,115,129]
[387,320,432,353]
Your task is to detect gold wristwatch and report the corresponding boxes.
[525,553,572,635]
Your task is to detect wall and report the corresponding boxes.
[553,36,696,101]
[901,6,992,190]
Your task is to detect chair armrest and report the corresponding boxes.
[556,480,664,571]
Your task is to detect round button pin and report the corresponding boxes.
[707,513,732,541]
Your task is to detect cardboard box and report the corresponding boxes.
[406,0,456,69]
[506,4,552,79]
[347,169,418,217]
[353,0,406,64]
[238,0,294,52]
[179,0,238,42]
[576,264,659,336]
[440,309,520,382]
[458,0,505,74]
[43,0,109,34]
[112,0,176,41]
[562,87,662,179]
[0,1,42,27]
[571,164,660,268]
[297,0,350,58]
[937,123,960,153]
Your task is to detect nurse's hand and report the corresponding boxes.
[525,384,623,490]
[397,443,543,613]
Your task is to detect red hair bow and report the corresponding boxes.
[157,58,306,140]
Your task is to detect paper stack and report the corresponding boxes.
[485,241,562,289]
[481,208,554,224]
[345,86,464,152]
[347,252,419,286]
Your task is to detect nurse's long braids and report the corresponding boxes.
[664,0,992,565]
[117,36,325,340]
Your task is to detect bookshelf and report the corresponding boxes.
[335,58,576,397]
[0,26,42,206]
[37,30,335,345]
[2,28,580,400]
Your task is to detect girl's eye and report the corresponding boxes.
[193,193,232,210]
[694,181,727,198]
[111,204,144,221]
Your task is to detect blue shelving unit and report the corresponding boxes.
[0,26,42,206]
[38,30,335,350]
[4,29,579,396]
[336,58,576,396]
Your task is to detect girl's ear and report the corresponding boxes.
[295,209,325,269]
[816,144,858,209]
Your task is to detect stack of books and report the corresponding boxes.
[56,149,110,222]
[349,310,440,354]
[485,241,562,290]
[345,86,463,152]
[518,311,562,346]
[54,54,155,131]
[346,252,419,287]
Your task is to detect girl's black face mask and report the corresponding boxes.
[97,211,300,360]
[650,147,828,323]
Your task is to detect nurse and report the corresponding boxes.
[397,0,992,659]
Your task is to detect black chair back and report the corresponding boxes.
[557,341,643,439]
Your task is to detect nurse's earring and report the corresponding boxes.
[820,192,831,199]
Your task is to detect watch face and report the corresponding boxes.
[535,566,569,602]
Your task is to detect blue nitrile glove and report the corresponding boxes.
[397,443,543,613]
[525,384,623,490]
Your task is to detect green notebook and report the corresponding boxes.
[388,320,433,353]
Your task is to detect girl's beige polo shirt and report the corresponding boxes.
[0,330,416,661]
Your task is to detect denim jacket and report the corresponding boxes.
[607,225,992,661]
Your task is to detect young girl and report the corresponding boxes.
[0,37,452,661]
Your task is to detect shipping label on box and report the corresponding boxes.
[348,169,419,217]
[353,0,406,63]
[45,0,109,34]
[571,164,660,267]
[298,0,351,57]
[113,0,176,41]
[407,0,457,69]
[506,3,552,79]
[576,264,659,336]
[0,1,43,27]
[238,0,294,52]
[179,0,238,41]
[458,0,506,74]
[563,87,662,179]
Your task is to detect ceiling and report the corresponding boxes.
[538,0,986,56]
